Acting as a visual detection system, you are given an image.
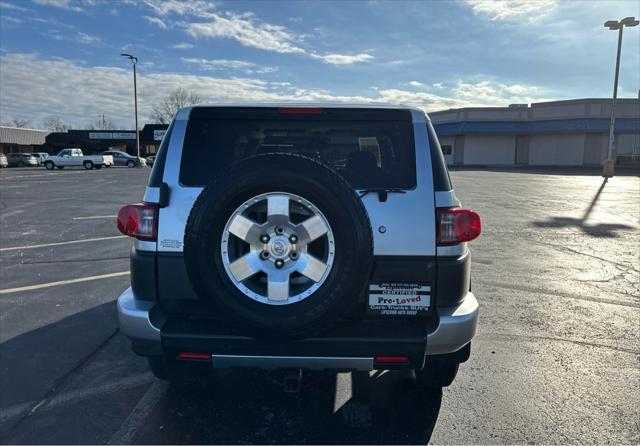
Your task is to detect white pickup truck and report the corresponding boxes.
[44,148,114,170]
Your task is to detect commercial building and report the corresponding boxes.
[0,127,50,154]
[44,124,168,156]
[431,98,640,168]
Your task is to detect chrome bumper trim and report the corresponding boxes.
[212,354,374,371]
[427,292,478,355]
[117,287,160,342]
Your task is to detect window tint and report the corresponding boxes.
[148,120,174,187]
[180,112,416,189]
[426,121,452,191]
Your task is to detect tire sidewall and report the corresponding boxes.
[45,162,54,170]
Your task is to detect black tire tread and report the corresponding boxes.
[184,153,373,338]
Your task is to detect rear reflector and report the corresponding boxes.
[374,355,409,364]
[177,352,211,361]
[116,203,158,241]
[436,208,481,245]
[277,107,322,115]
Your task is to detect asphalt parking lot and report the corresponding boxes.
[0,166,638,444]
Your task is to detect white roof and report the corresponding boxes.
[0,127,49,146]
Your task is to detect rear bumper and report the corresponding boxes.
[117,288,478,368]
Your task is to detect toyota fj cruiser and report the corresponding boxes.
[116,104,480,389]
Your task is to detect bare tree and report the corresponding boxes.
[150,87,201,124]
[0,118,29,128]
[43,117,72,132]
[86,115,117,130]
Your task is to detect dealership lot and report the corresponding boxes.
[0,167,638,444]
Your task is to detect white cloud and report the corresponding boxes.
[408,81,426,88]
[171,42,194,49]
[463,0,557,22]
[32,0,83,12]
[0,53,550,129]
[144,16,167,29]
[0,1,28,11]
[311,53,374,65]
[76,31,101,45]
[182,57,277,74]
[140,0,218,17]
[187,12,306,54]
[138,2,372,65]
[452,80,547,104]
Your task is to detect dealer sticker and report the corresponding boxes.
[368,283,431,316]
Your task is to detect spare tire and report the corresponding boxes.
[184,153,373,337]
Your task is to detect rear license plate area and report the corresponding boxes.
[367,283,430,317]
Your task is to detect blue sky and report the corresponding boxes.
[0,0,638,129]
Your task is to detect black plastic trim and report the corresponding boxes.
[427,342,471,363]
[161,318,429,369]
[371,256,436,283]
[435,250,470,308]
[130,247,157,302]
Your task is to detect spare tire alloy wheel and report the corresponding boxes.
[184,154,374,337]
[222,192,335,305]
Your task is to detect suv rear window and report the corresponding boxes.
[180,107,416,189]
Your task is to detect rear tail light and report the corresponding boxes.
[177,352,211,361]
[437,208,481,245]
[117,203,158,241]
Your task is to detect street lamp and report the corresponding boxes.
[602,16,639,177]
[120,53,141,165]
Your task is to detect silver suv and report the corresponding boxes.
[116,104,480,389]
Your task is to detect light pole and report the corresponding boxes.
[603,17,639,177]
[120,53,141,166]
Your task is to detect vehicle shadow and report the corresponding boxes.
[145,368,442,444]
[531,178,634,238]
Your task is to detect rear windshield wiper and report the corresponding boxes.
[358,188,407,202]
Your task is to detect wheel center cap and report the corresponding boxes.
[268,236,291,259]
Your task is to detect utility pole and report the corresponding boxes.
[603,17,639,177]
[120,53,141,166]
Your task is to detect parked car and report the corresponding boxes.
[116,104,481,390]
[99,150,146,168]
[7,153,38,167]
[146,155,156,167]
[44,148,113,170]
[0,153,7,168]
[31,152,49,165]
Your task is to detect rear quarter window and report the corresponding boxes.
[426,121,452,191]
[179,108,417,189]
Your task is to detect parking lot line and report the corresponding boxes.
[107,381,168,445]
[0,271,129,295]
[72,215,117,220]
[0,235,127,252]
[0,373,155,424]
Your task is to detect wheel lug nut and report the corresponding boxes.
[275,259,284,268]
[275,227,284,234]
[289,234,298,244]
[290,251,298,259]
[260,251,269,260]
[260,234,270,243]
